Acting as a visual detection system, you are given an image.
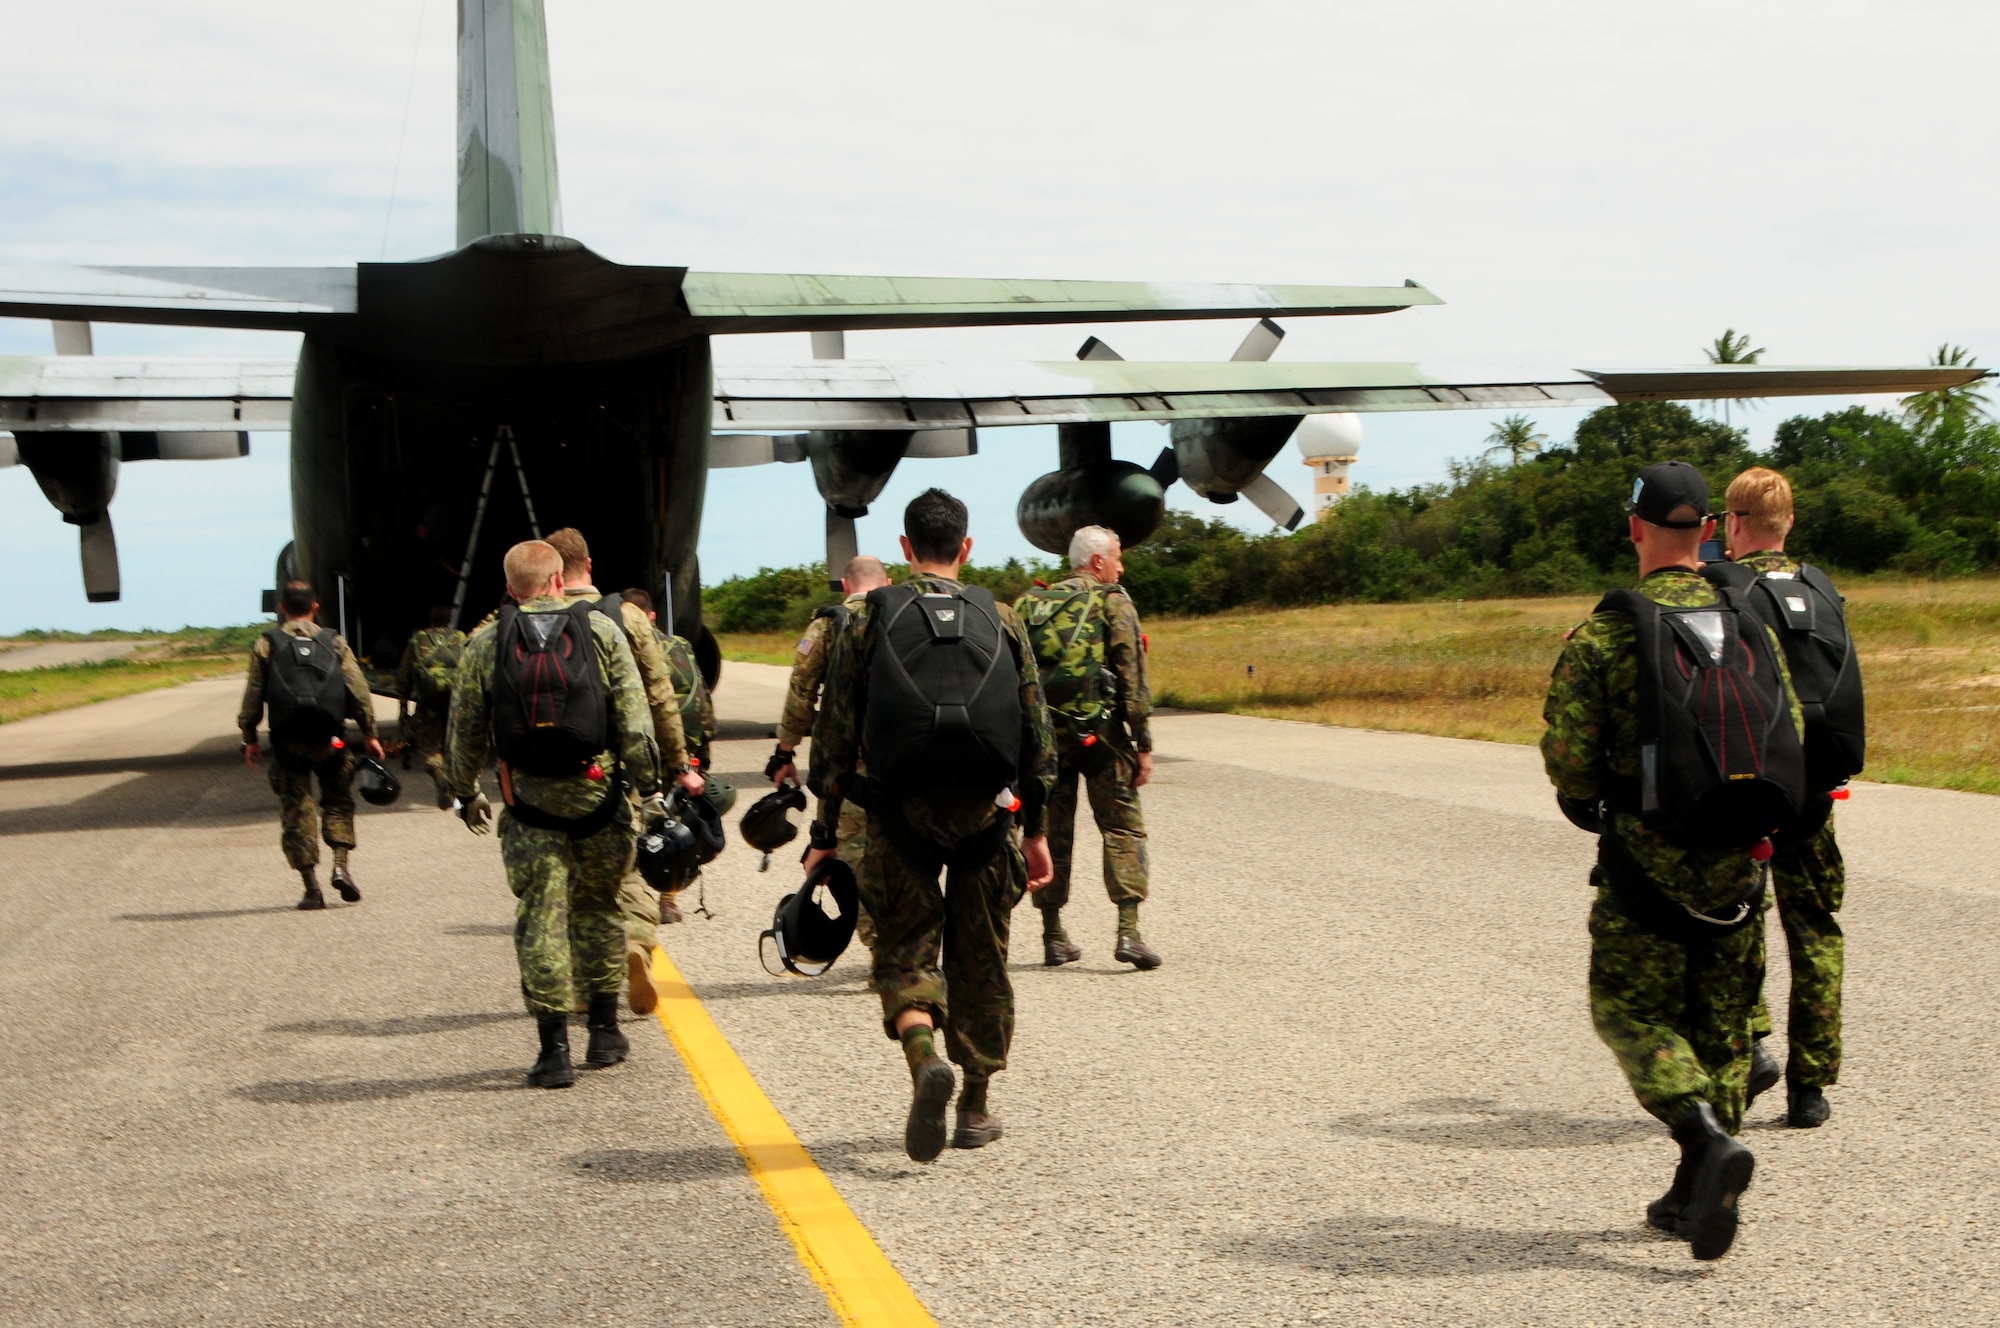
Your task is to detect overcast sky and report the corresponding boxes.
[3,1,1995,631]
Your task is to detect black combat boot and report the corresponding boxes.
[1670,1102,1755,1260]
[527,1016,576,1089]
[1113,934,1162,970]
[1044,937,1082,967]
[1787,1081,1831,1128]
[297,869,326,911]
[330,863,361,903]
[1746,1037,1781,1107]
[1646,1146,1697,1235]
[585,992,630,1067]
[905,1055,956,1163]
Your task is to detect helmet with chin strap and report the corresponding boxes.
[759,858,860,977]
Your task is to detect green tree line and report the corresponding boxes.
[704,393,2000,631]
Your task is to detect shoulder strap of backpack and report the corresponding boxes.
[592,593,624,623]
[812,603,851,633]
[1797,564,1845,616]
[1699,560,1756,592]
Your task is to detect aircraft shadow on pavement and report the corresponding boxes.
[1220,1213,1703,1284]
[1327,1097,1654,1150]
[714,719,776,742]
[567,1135,919,1186]
[0,738,270,836]
[689,976,875,1003]
[268,1011,523,1037]
[444,923,515,937]
[233,1066,523,1105]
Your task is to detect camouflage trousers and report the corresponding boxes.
[1749,824,1846,1089]
[838,798,876,948]
[1035,744,1148,919]
[266,747,355,871]
[401,700,449,779]
[498,810,635,1018]
[861,807,1025,1082]
[1588,879,1767,1133]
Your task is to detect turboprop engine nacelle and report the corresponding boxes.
[1168,416,1300,503]
[1015,422,1168,556]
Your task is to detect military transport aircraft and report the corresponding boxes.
[0,1,1980,683]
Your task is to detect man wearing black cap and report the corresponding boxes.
[1540,460,1804,1260]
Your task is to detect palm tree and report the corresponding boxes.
[1901,344,1992,436]
[1703,328,1765,427]
[1481,414,1547,466]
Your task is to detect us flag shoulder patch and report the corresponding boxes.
[796,636,815,656]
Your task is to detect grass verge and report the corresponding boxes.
[0,629,259,725]
[723,575,2000,797]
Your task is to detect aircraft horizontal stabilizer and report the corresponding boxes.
[0,266,355,331]
[711,359,1988,431]
[681,273,1441,333]
[0,357,295,432]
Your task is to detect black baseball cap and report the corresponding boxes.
[1626,461,1711,529]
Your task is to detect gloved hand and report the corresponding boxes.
[459,790,493,835]
[638,790,671,826]
[765,745,797,784]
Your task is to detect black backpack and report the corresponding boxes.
[1703,560,1865,792]
[489,602,609,775]
[1598,584,1806,851]
[863,582,1023,797]
[263,627,349,743]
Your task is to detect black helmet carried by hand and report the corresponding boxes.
[636,813,699,894]
[759,857,860,977]
[740,781,808,863]
[357,756,402,806]
[673,786,727,865]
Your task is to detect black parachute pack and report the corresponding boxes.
[263,627,350,744]
[863,583,1022,798]
[1598,583,1806,851]
[1702,559,1865,793]
[489,601,609,776]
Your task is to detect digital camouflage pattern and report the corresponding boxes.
[239,619,378,871]
[809,571,1057,1078]
[1733,548,1848,1091]
[1541,567,1803,916]
[1588,886,1765,1131]
[446,593,659,1017]
[777,594,866,748]
[1543,565,1804,1133]
[1017,573,1153,925]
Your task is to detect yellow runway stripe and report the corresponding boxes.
[649,947,937,1328]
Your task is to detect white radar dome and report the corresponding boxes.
[1293,412,1363,461]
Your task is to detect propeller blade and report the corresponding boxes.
[1149,445,1180,488]
[1238,472,1304,531]
[1076,336,1124,362]
[51,320,93,356]
[79,512,120,601]
[811,330,846,360]
[1229,317,1286,363]
[825,509,858,591]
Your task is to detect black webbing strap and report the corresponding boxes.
[505,776,626,840]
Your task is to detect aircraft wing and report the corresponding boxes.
[0,266,354,331]
[0,356,297,431]
[712,360,1988,431]
[679,273,1440,332]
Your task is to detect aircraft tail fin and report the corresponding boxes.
[459,0,564,246]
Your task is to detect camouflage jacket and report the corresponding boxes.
[1015,572,1152,753]
[393,627,467,706]
[560,585,691,771]
[238,618,378,759]
[810,572,1058,842]
[656,628,716,754]
[444,593,661,815]
[777,592,868,748]
[1541,565,1804,912]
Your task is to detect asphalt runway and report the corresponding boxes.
[2,664,1995,1325]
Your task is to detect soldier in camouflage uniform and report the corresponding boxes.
[1016,525,1159,969]
[769,555,891,946]
[393,604,466,809]
[540,530,703,1017]
[445,540,665,1088]
[1723,467,1845,1129]
[807,490,1057,1161]
[1541,462,1802,1261]
[239,580,384,910]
